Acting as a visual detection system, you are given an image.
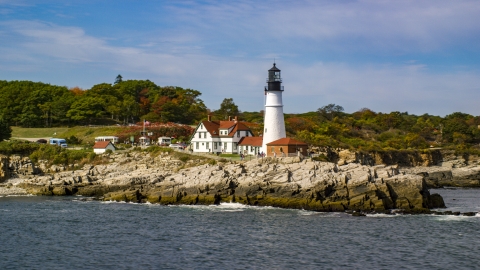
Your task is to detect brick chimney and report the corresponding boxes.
[208,115,211,122]
[228,116,232,121]
[234,116,238,122]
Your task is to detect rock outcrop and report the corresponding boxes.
[13,151,444,212]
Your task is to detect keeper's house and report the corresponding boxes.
[190,116,255,154]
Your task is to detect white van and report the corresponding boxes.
[158,137,171,145]
[49,138,68,148]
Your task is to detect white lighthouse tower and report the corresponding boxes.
[262,63,286,153]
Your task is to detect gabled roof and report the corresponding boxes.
[200,120,252,138]
[219,121,236,129]
[93,141,114,149]
[266,138,307,146]
[238,136,263,147]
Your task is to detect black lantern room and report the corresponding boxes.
[265,63,284,91]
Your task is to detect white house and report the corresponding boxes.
[93,141,116,154]
[189,116,255,154]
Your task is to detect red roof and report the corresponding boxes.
[266,138,307,146]
[93,141,114,149]
[200,120,252,138]
[238,136,263,146]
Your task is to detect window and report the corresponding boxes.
[234,142,237,150]
[237,131,240,137]
[204,132,207,138]
[265,128,267,133]
[214,142,217,149]
[224,142,227,150]
[199,133,201,138]
[280,147,283,153]
[206,142,209,149]
[200,124,203,129]
[196,142,199,149]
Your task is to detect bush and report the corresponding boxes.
[0,140,41,155]
[178,154,190,163]
[66,135,82,145]
[312,154,329,162]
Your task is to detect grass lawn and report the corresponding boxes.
[11,127,70,138]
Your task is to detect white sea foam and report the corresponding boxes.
[433,215,471,221]
[366,213,399,218]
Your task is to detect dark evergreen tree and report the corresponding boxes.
[114,74,123,85]
[0,118,12,141]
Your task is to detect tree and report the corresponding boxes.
[317,104,344,121]
[66,96,105,123]
[0,118,11,141]
[215,98,239,120]
[114,74,123,85]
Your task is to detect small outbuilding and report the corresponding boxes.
[93,141,116,154]
[238,137,263,155]
[265,138,308,157]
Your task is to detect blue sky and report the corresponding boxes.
[1,0,479,116]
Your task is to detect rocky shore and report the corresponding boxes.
[0,151,448,213]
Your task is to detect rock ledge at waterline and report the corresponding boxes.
[2,152,445,212]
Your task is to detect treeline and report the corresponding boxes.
[286,105,480,152]
[0,78,207,127]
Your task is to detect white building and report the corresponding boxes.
[93,141,116,154]
[95,136,119,144]
[238,137,263,156]
[190,116,254,154]
[262,63,286,152]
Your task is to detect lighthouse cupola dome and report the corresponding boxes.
[266,63,284,92]
[268,63,282,83]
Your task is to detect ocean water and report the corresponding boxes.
[0,189,479,270]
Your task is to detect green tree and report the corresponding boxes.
[66,96,105,123]
[317,104,344,121]
[114,74,123,84]
[215,98,239,120]
[0,118,11,141]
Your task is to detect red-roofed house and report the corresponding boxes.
[190,115,256,154]
[93,141,116,154]
[266,138,308,157]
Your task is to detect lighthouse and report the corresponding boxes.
[262,63,286,153]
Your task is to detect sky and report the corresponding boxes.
[1,0,479,116]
